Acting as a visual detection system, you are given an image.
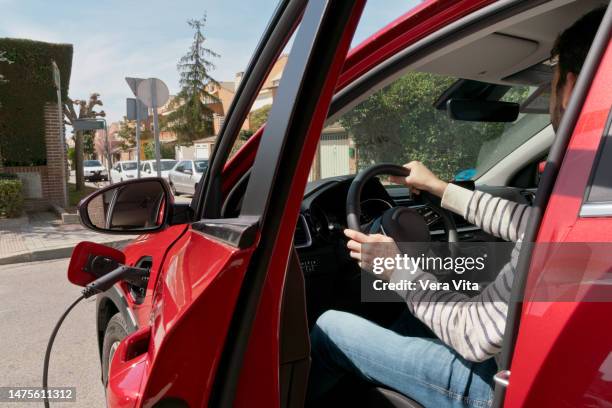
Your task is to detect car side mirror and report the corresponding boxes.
[184,169,193,175]
[78,178,174,234]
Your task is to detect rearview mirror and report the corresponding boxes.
[447,99,519,122]
[78,178,170,234]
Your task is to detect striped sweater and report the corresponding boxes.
[390,183,531,362]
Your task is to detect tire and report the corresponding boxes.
[102,313,128,386]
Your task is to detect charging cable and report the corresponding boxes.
[42,264,149,407]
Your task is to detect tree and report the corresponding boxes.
[63,93,105,190]
[0,51,13,105]
[249,104,271,132]
[0,50,13,167]
[83,133,95,158]
[340,72,508,180]
[165,14,219,145]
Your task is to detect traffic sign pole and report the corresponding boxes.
[135,78,169,179]
[135,103,141,178]
[150,80,162,178]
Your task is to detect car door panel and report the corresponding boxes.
[504,16,612,407]
[133,226,258,407]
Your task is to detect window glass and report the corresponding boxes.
[84,160,102,167]
[183,161,193,171]
[309,72,550,182]
[194,160,209,172]
[122,162,138,171]
[152,161,177,171]
[585,117,612,203]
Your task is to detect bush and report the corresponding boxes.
[0,38,73,167]
[0,177,23,218]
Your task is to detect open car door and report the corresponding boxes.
[105,1,366,407]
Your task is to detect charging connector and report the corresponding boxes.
[43,264,150,407]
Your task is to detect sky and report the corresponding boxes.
[0,0,418,125]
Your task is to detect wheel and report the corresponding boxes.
[170,182,180,196]
[102,313,128,386]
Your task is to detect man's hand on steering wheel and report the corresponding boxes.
[344,229,398,280]
[388,161,448,198]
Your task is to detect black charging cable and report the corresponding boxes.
[42,295,84,408]
[42,264,149,407]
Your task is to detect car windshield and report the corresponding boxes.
[152,161,177,171]
[84,160,102,167]
[194,160,208,172]
[122,162,138,171]
[310,72,551,182]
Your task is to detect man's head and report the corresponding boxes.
[549,6,606,131]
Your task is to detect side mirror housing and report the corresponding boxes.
[78,178,189,234]
[184,169,193,175]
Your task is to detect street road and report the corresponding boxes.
[0,258,105,407]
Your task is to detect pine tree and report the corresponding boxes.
[166,14,219,145]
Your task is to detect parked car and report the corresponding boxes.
[166,159,208,195]
[110,161,138,183]
[68,1,612,407]
[83,159,108,182]
[140,159,177,180]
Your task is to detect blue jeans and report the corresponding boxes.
[308,310,497,407]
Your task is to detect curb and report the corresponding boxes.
[0,239,133,266]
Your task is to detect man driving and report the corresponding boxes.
[307,7,605,407]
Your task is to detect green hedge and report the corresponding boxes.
[0,38,73,166]
[0,178,23,218]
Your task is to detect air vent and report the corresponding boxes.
[294,214,312,249]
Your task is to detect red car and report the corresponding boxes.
[68,0,612,406]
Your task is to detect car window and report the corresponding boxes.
[194,160,208,173]
[122,162,138,171]
[309,72,550,182]
[153,161,177,171]
[84,160,102,167]
[114,163,121,172]
[183,161,193,171]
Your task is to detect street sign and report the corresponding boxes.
[125,77,145,96]
[72,119,105,131]
[126,98,148,121]
[136,78,170,109]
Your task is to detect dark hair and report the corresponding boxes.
[551,6,607,85]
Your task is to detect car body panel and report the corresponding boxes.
[83,161,108,181]
[504,41,612,407]
[111,161,139,182]
[168,160,206,195]
[140,159,177,181]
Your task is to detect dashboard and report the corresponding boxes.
[294,175,476,250]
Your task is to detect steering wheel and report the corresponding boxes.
[346,163,458,242]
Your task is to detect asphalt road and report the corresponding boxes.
[0,258,105,407]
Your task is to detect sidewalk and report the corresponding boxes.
[0,212,136,265]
